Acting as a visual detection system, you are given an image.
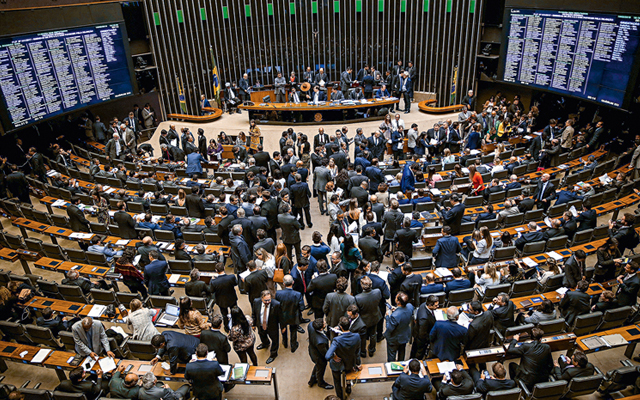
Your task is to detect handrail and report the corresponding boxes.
[418,99,466,114]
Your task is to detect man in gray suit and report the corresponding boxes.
[314,159,332,215]
[71,317,115,359]
[323,277,355,338]
[355,276,383,357]
[105,133,126,162]
[340,67,354,92]
[139,371,191,400]
[274,72,287,103]
[314,67,328,86]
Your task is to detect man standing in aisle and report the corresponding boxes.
[274,72,287,103]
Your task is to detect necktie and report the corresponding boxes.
[262,304,268,330]
[539,182,547,200]
[302,273,307,292]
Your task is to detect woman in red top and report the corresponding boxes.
[468,164,485,196]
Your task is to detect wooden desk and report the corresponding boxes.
[167,108,223,123]
[464,333,576,364]
[418,99,466,114]
[424,358,469,376]
[87,142,106,153]
[27,296,122,321]
[0,248,19,262]
[346,361,428,382]
[576,324,640,357]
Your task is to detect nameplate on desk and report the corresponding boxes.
[466,348,504,358]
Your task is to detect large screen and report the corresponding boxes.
[0,23,134,131]
[500,9,640,109]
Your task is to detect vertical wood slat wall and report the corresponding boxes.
[143,0,484,116]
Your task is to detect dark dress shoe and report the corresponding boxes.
[266,357,276,364]
[308,223,313,228]
[301,318,310,323]
[256,344,267,350]
[297,326,306,333]
[369,350,376,357]
[319,383,334,390]
[308,381,317,387]
[291,342,299,353]
[283,341,288,349]
[346,385,352,394]
[307,309,314,316]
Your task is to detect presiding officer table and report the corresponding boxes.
[239,98,400,124]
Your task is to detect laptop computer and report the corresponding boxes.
[156,303,180,326]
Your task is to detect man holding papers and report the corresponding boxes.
[56,366,106,400]
[429,307,468,361]
[184,343,225,400]
[392,359,433,400]
[71,317,115,360]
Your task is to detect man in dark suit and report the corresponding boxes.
[506,327,553,389]
[347,304,368,348]
[445,268,472,293]
[229,224,252,277]
[184,343,225,400]
[314,128,330,150]
[575,201,597,231]
[562,211,578,241]
[113,201,137,239]
[560,280,592,328]
[433,226,462,268]
[354,276,383,357]
[365,160,385,195]
[471,362,517,395]
[429,306,468,361]
[543,219,565,241]
[326,316,362,399]
[55,366,104,400]
[529,134,543,161]
[260,191,279,242]
[466,301,494,351]
[144,251,170,296]
[616,261,640,306]
[67,197,90,232]
[385,292,415,362]
[442,195,466,235]
[323,277,355,337]
[329,144,347,171]
[290,173,313,228]
[368,130,386,160]
[359,227,382,262]
[394,218,421,259]
[411,294,438,360]
[532,173,555,212]
[244,261,268,305]
[475,204,497,228]
[399,264,424,306]
[252,290,281,364]
[209,263,238,329]
[6,164,31,204]
[552,350,595,382]
[563,250,586,289]
[487,292,515,335]
[275,275,305,352]
[515,221,545,251]
[393,359,433,400]
[185,186,205,218]
[382,199,405,256]
[307,260,338,320]
[436,366,475,400]
[199,315,231,365]
[350,181,370,208]
[151,331,200,375]
[278,203,302,262]
[307,318,334,390]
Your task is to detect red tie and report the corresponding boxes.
[302,274,307,293]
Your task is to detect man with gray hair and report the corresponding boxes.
[71,317,115,359]
[514,221,544,252]
[487,292,516,335]
[497,199,520,226]
[429,306,468,361]
[139,371,191,400]
[276,274,305,353]
[229,224,251,276]
[193,243,215,262]
[231,206,255,250]
[105,132,125,161]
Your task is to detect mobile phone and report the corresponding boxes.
[124,364,134,374]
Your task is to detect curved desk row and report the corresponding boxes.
[418,99,466,114]
[167,107,223,123]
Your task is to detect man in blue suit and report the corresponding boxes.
[433,226,462,268]
[275,275,305,352]
[474,205,497,229]
[399,72,412,113]
[504,175,522,193]
[365,159,385,194]
[385,292,415,361]
[421,273,444,294]
[151,331,200,375]
[514,221,545,252]
[143,251,170,296]
[555,187,583,206]
[326,316,362,399]
[429,306,468,361]
[445,268,472,293]
[393,359,433,400]
[465,125,481,150]
[356,261,391,342]
[310,86,326,103]
[374,84,390,99]
[575,201,596,231]
[185,149,205,177]
[184,343,225,400]
[442,195,465,235]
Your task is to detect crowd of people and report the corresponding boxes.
[2,87,640,400]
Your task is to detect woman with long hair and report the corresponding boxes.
[90,189,109,226]
[114,248,147,298]
[228,305,258,366]
[359,203,376,227]
[256,248,277,296]
[594,238,622,283]
[327,224,343,254]
[442,148,456,165]
[453,164,464,178]
[469,227,493,265]
[218,132,231,145]
[177,296,210,336]
[207,138,222,161]
[175,189,187,207]
[427,166,443,188]
[475,263,501,294]
[334,169,350,194]
[347,199,361,228]
[340,235,363,291]
[0,286,17,321]
[468,164,485,197]
[274,243,292,275]
[327,158,338,178]
[415,131,427,156]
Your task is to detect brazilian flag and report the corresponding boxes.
[211,46,221,104]
[177,76,187,113]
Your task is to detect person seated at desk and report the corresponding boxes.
[433,226,462,269]
[71,317,116,360]
[497,200,520,226]
[87,236,123,263]
[444,268,471,293]
[150,331,200,375]
[137,213,161,231]
[559,280,591,327]
[575,201,597,231]
[374,84,390,99]
[506,327,553,390]
[392,359,433,400]
[56,366,107,400]
[121,298,159,341]
[421,273,444,295]
[310,86,327,104]
[109,363,141,400]
[429,306,468,361]
[474,204,497,229]
[554,186,584,206]
[410,212,424,229]
[552,350,595,381]
[517,299,557,325]
[160,214,183,239]
[411,189,432,207]
[435,365,474,400]
[62,269,111,295]
[486,292,515,335]
[185,268,212,299]
[139,371,191,400]
[514,221,544,252]
[471,362,516,395]
[483,179,504,201]
[36,306,77,337]
[591,290,618,313]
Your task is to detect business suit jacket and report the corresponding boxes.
[309,323,330,364]
[199,329,231,365]
[186,193,205,218]
[313,166,332,192]
[349,315,368,337]
[105,138,126,160]
[368,135,386,160]
[114,210,137,239]
[466,311,494,350]
[433,235,462,268]
[393,372,433,400]
[350,186,369,208]
[575,209,597,231]
[276,288,304,326]
[340,70,354,92]
[382,209,404,241]
[326,331,361,372]
[476,377,517,394]
[252,298,281,332]
[329,151,347,171]
[506,339,553,388]
[229,234,252,273]
[71,319,110,357]
[400,274,424,300]
[529,136,543,161]
[56,379,102,400]
[415,303,437,344]
[314,133,330,149]
[515,231,545,251]
[490,301,516,334]
[563,255,584,289]
[355,289,383,327]
[617,273,640,306]
[67,204,90,232]
[533,180,556,203]
[323,291,356,327]
[437,370,475,400]
[359,235,382,263]
[209,274,238,309]
[184,359,224,400]
[244,269,269,304]
[429,320,467,361]
[385,304,415,345]
[443,203,466,235]
[278,213,301,244]
[552,362,595,381]
[290,182,311,208]
[308,273,338,309]
[7,171,30,201]
[395,228,420,259]
[144,260,170,295]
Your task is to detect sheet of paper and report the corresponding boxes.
[435,267,453,277]
[430,188,441,196]
[569,205,578,217]
[115,240,130,246]
[556,287,569,295]
[82,356,97,372]
[31,349,52,363]
[368,367,383,375]
[133,255,141,266]
[19,350,28,358]
[546,251,563,261]
[375,271,389,282]
[437,361,457,374]
[87,305,107,318]
[457,312,471,329]
[255,369,270,378]
[138,364,153,373]
[434,309,446,321]
[602,334,628,347]
[219,365,232,382]
[544,216,553,227]
[168,274,181,284]
[514,227,525,232]
[98,357,117,373]
[239,269,251,280]
[522,258,538,268]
